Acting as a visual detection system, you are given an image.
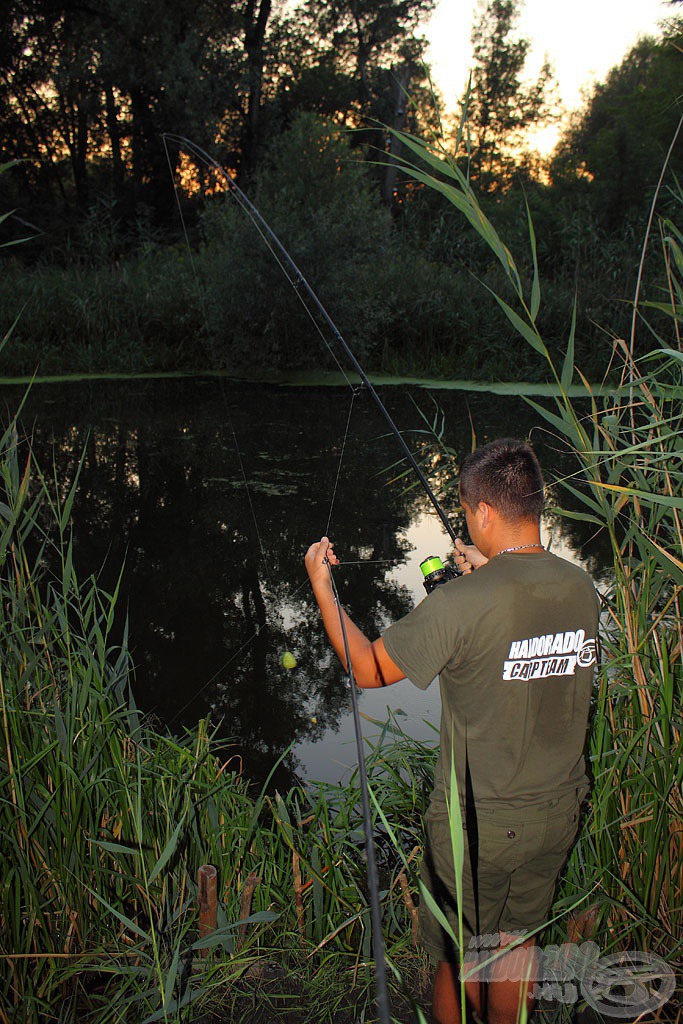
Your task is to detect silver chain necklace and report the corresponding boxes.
[496,544,546,556]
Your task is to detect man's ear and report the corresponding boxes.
[478,501,494,527]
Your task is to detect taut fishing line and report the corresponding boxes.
[325,386,361,539]
[162,133,460,1023]
[163,135,353,388]
[163,135,274,593]
[168,574,314,726]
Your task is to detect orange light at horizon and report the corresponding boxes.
[174,151,233,198]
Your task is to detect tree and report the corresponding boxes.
[0,0,243,228]
[550,22,683,230]
[465,0,556,191]
[238,0,274,183]
[266,0,440,203]
[301,0,435,106]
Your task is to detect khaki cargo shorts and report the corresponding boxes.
[418,790,581,963]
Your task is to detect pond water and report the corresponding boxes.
[8,377,609,789]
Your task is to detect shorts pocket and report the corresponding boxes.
[476,817,529,874]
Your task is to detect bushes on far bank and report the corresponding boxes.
[1,114,633,383]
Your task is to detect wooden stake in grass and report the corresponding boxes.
[237,871,262,949]
[198,864,218,957]
[398,870,419,948]
[567,903,598,944]
[293,850,305,943]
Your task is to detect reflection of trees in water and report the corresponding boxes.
[16,381,422,785]
[14,380,611,787]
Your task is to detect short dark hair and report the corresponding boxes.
[459,438,544,521]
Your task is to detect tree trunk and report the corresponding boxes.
[351,4,371,107]
[104,80,124,199]
[130,85,146,196]
[383,64,411,205]
[129,85,173,218]
[239,0,272,184]
[74,81,89,204]
[58,84,89,205]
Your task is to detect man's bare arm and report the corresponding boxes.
[305,537,405,688]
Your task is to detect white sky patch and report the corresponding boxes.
[421,0,670,153]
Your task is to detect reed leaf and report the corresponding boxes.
[525,199,541,323]
[389,126,683,981]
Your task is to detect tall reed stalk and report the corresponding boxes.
[392,129,683,969]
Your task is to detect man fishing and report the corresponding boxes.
[305,437,599,1024]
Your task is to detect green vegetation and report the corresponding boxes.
[2,4,682,381]
[395,127,683,970]
[0,423,432,1020]
[1,2,682,1019]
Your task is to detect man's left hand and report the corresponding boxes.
[305,536,339,590]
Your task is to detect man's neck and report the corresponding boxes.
[483,522,542,560]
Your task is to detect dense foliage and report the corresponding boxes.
[1,5,681,381]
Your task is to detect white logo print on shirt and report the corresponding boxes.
[503,629,597,680]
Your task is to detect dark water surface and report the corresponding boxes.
[8,378,608,788]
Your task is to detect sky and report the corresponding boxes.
[421,0,673,153]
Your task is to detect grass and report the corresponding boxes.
[391,127,683,992]
[0,428,433,1022]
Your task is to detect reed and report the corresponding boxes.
[0,423,275,1022]
[392,129,683,975]
[0,421,432,1021]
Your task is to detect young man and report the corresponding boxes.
[305,438,599,1024]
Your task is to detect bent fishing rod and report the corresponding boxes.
[162,133,458,548]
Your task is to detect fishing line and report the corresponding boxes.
[165,549,386,726]
[163,136,208,325]
[325,386,361,539]
[221,380,274,590]
[336,559,397,566]
[166,572,314,726]
[223,209,353,385]
[164,136,274,590]
[163,134,353,387]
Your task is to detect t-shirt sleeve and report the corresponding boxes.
[382,587,462,690]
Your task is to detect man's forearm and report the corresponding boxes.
[311,580,369,675]
[311,581,402,687]
[305,537,404,688]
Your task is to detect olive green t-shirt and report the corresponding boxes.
[382,551,599,813]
